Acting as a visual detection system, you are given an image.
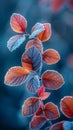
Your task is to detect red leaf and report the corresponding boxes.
[43,49,60,65]
[35,100,44,116]
[42,70,64,90]
[4,66,29,86]
[60,96,73,118]
[37,23,52,42]
[38,86,51,100]
[36,107,43,116]
[44,102,60,120]
[38,85,45,96]
[25,38,43,53]
[68,0,73,10]
[39,92,51,100]
[49,121,64,130]
[30,116,46,129]
[22,97,39,116]
[22,46,42,71]
[51,0,65,12]
[10,13,27,33]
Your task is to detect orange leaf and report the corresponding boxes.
[4,66,29,86]
[22,97,39,116]
[10,13,27,33]
[42,70,64,90]
[25,38,43,53]
[60,96,73,118]
[30,23,45,39]
[30,116,46,129]
[37,23,51,42]
[51,0,65,12]
[39,92,51,100]
[43,49,60,65]
[44,102,60,120]
[49,121,64,130]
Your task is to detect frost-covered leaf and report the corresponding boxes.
[4,66,29,86]
[60,96,73,118]
[44,102,60,120]
[37,23,51,42]
[10,13,27,33]
[22,46,42,71]
[49,121,64,130]
[43,49,60,65]
[30,116,46,130]
[25,38,43,53]
[7,35,25,52]
[26,75,40,93]
[29,23,45,39]
[22,97,39,116]
[42,70,64,90]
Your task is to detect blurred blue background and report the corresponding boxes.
[0,0,73,130]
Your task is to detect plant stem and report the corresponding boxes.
[47,119,52,126]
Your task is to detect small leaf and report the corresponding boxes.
[51,0,65,12]
[26,75,40,93]
[29,23,45,39]
[39,100,44,108]
[42,70,64,90]
[25,38,43,53]
[38,85,45,96]
[7,35,25,52]
[39,92,51,100]
[63,121,72,130]
[22,97,39,116]
[35,100,44,116]
[60,96,73,118]
[10,13,27,33]
[4,66,29,86]
[30,116,46,130]
[38,85,51,100]
[44,102,60,120]
[37,23,52,42]
[49,121,64,130]
[22,46,42,71]
[43,49,60,65]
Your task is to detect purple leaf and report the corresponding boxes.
[22,46,42,71]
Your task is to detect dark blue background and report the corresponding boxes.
[0,0,73,129]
